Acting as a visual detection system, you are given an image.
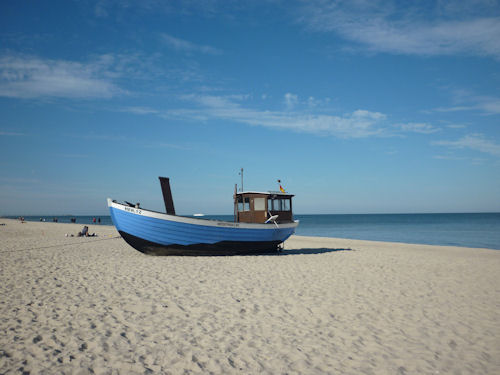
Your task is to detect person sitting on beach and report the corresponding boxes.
[78,226,96,237]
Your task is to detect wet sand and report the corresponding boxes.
[1,218,499,374]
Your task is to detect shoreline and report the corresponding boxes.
[1,218,499,374]
[1,217,498,252]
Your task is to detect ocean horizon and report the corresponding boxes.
[6,212,500,251]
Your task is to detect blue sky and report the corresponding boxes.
[1,0,499,215]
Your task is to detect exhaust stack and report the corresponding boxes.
[159,177,176,215]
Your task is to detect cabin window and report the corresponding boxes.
[269,198,281,211]
[283,198,290,211]
[253,197,265,211]
[237,196,250,211]
[276,199,283,211]
[268,198,291,211]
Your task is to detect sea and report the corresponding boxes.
[8,213,500,251]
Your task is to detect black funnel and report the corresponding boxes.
[159,177,176,215]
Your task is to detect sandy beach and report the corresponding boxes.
[0,218,499,374]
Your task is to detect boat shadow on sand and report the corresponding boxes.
[138,247,353,257]
[280,247,352,255]
[229,247,353,256]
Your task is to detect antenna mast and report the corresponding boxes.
[239,168,244,191]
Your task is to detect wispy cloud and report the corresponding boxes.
[284,92,298,110]
[433,154,487,165]
[307,96,330,108]
[134,94,389,139]
[123,106,161,115]
[145,142,192,151]
[298,0,500,58]
[66,133,129,142]
[434,91,500,115]
[433,134,500,157]
[433,154,467,161]
[395,122,441,134]
[472,96,500,115]
[446,124,467,129]
[433,106,475,113]
[160,33,221,55]
[0,55,123,99]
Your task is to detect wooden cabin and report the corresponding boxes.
[234,191,294,224]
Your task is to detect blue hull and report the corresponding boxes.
[108,199,298,255]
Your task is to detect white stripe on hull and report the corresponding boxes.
[107,198,299,230]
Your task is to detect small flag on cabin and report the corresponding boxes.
[278,179,285,193]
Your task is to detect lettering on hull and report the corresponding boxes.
[124,206,142,215]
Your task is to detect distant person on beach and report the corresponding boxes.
[98,217,101,224]
[93,217,96,223]
[78,226,96,237]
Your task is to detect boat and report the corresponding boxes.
[107,177,299,255]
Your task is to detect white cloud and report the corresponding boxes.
[282,94,333,110]
[433,134,500,156]
[123,106,160,115]
[396,122,441,134]
[474,96,500,115]
[433,106,475,113]
[146,142,192,151]
[307,96,320,108]
[435,92,500,115]
[160,33,221,55]
[446,124,467,129]
[0,55,122,99]
[433,154,467,161]
[161,94,388,139]
[299,0,500,58]
[284,92,298,109]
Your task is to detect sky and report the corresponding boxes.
[1,0,500,215]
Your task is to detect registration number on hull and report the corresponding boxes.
[124,206,142,215]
